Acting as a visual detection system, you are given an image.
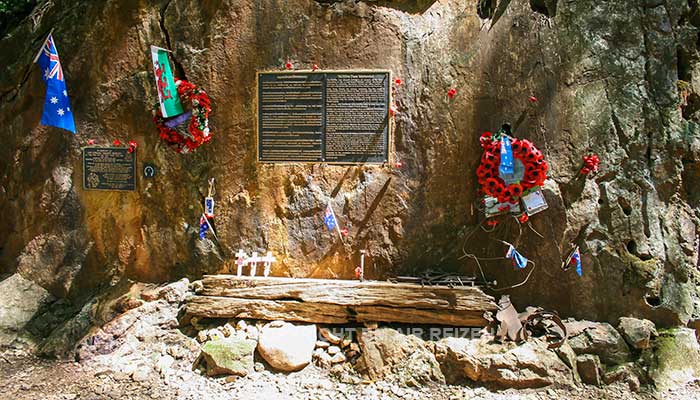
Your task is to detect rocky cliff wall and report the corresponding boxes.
[1,0,700,326]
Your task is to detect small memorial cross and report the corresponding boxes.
[249,252,259,277]
[261,251,277,277]
[235,249,248,277]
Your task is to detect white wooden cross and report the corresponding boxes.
[235,249,248,277]
[261,251,277,277]
[249,251,259,277]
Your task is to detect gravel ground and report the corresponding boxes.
[2,349,700,400]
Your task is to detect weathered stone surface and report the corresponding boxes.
[0,273,55,347]
[650,328,700,391]
[141,278,190,304]
[357,328,445,386]
[200,337,256,377]
[432,337,574,389]
[576,354,602,386]
[0,0,700,329]
[257,322,316,372]
[618,317,657,350]
[567,321,631,365]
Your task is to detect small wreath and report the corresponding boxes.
[476,131,548,204]
[152,79,212,153]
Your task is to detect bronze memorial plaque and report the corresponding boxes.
[257,71,390,164]
[83,147,136,191]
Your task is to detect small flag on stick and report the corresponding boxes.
[34,33,76,133]
[506,245,528,269]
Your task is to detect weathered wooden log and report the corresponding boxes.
[186,276,496,326]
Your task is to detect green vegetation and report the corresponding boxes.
[0,0,37,37]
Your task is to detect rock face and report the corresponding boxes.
[567,321,631,365]
[257,322,316,372]
[357,328,445,386]
[618,317,657,350]
[1,0,700,327]
[0,273,55,346]
[200,337,257,377]
[650,328,700,391]
[432,337,574,389]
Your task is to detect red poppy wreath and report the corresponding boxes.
[476,131,548,204]
[153,79,212,153]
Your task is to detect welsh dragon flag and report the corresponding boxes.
[151,46,183,118]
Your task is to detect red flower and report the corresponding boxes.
[509,183,523,198]
[312,64,319,71]
[87,139,95,145]
[395,160,403,168]
[395,78,402,86]
[519,213,529,223]
[447,88,457,98]
[529,95,538,103]
[285,62,293,69]
[113,139,121,146]
[127,140,137,153]
[480,132,493,149]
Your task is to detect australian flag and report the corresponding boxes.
[570,247,583,276]
[199,216,209,240]
[35,34,76,133]
[324,203,337,231]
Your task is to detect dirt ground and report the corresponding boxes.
[2,349,700,400]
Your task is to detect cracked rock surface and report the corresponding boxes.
[1,0,700,327]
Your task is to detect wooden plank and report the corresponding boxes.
[198,275,495,311]
[186,276,496,326]
[186,296,489,326]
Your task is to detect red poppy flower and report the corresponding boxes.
[509,183,523,197]
[519,213,529,223]
[395,78,402,85]
[447,88,457,98]
[113,139,121,146]
[485,177,499,188]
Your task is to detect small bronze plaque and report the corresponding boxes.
[257,71,390,164]
[83,147,136,191]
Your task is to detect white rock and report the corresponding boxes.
[207,329,225,341]
[246,325,259,340]
[327,346,341,355]
[131,366,151,382]
[197,330,208,343]
[257,322,316,371]
[156,355,175,373]
[330,352,346,364]
[316,340,330,349]
[236,320,248,331]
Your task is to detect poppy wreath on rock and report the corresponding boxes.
[153,79,212,153]
[476,131,548,204]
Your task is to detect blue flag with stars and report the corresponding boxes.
[324,203,337,231]
[35,34,76,134]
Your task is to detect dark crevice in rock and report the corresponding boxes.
[618,197,633,216]
[158,0,187,81]
[529,0,556,17]
[641,192,651,238]
[477,0,495,19]
[645,295,662,307]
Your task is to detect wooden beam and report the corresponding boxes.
[186,276,496,326]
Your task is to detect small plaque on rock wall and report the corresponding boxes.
[257,70,390,164]
[83,147,136,191]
